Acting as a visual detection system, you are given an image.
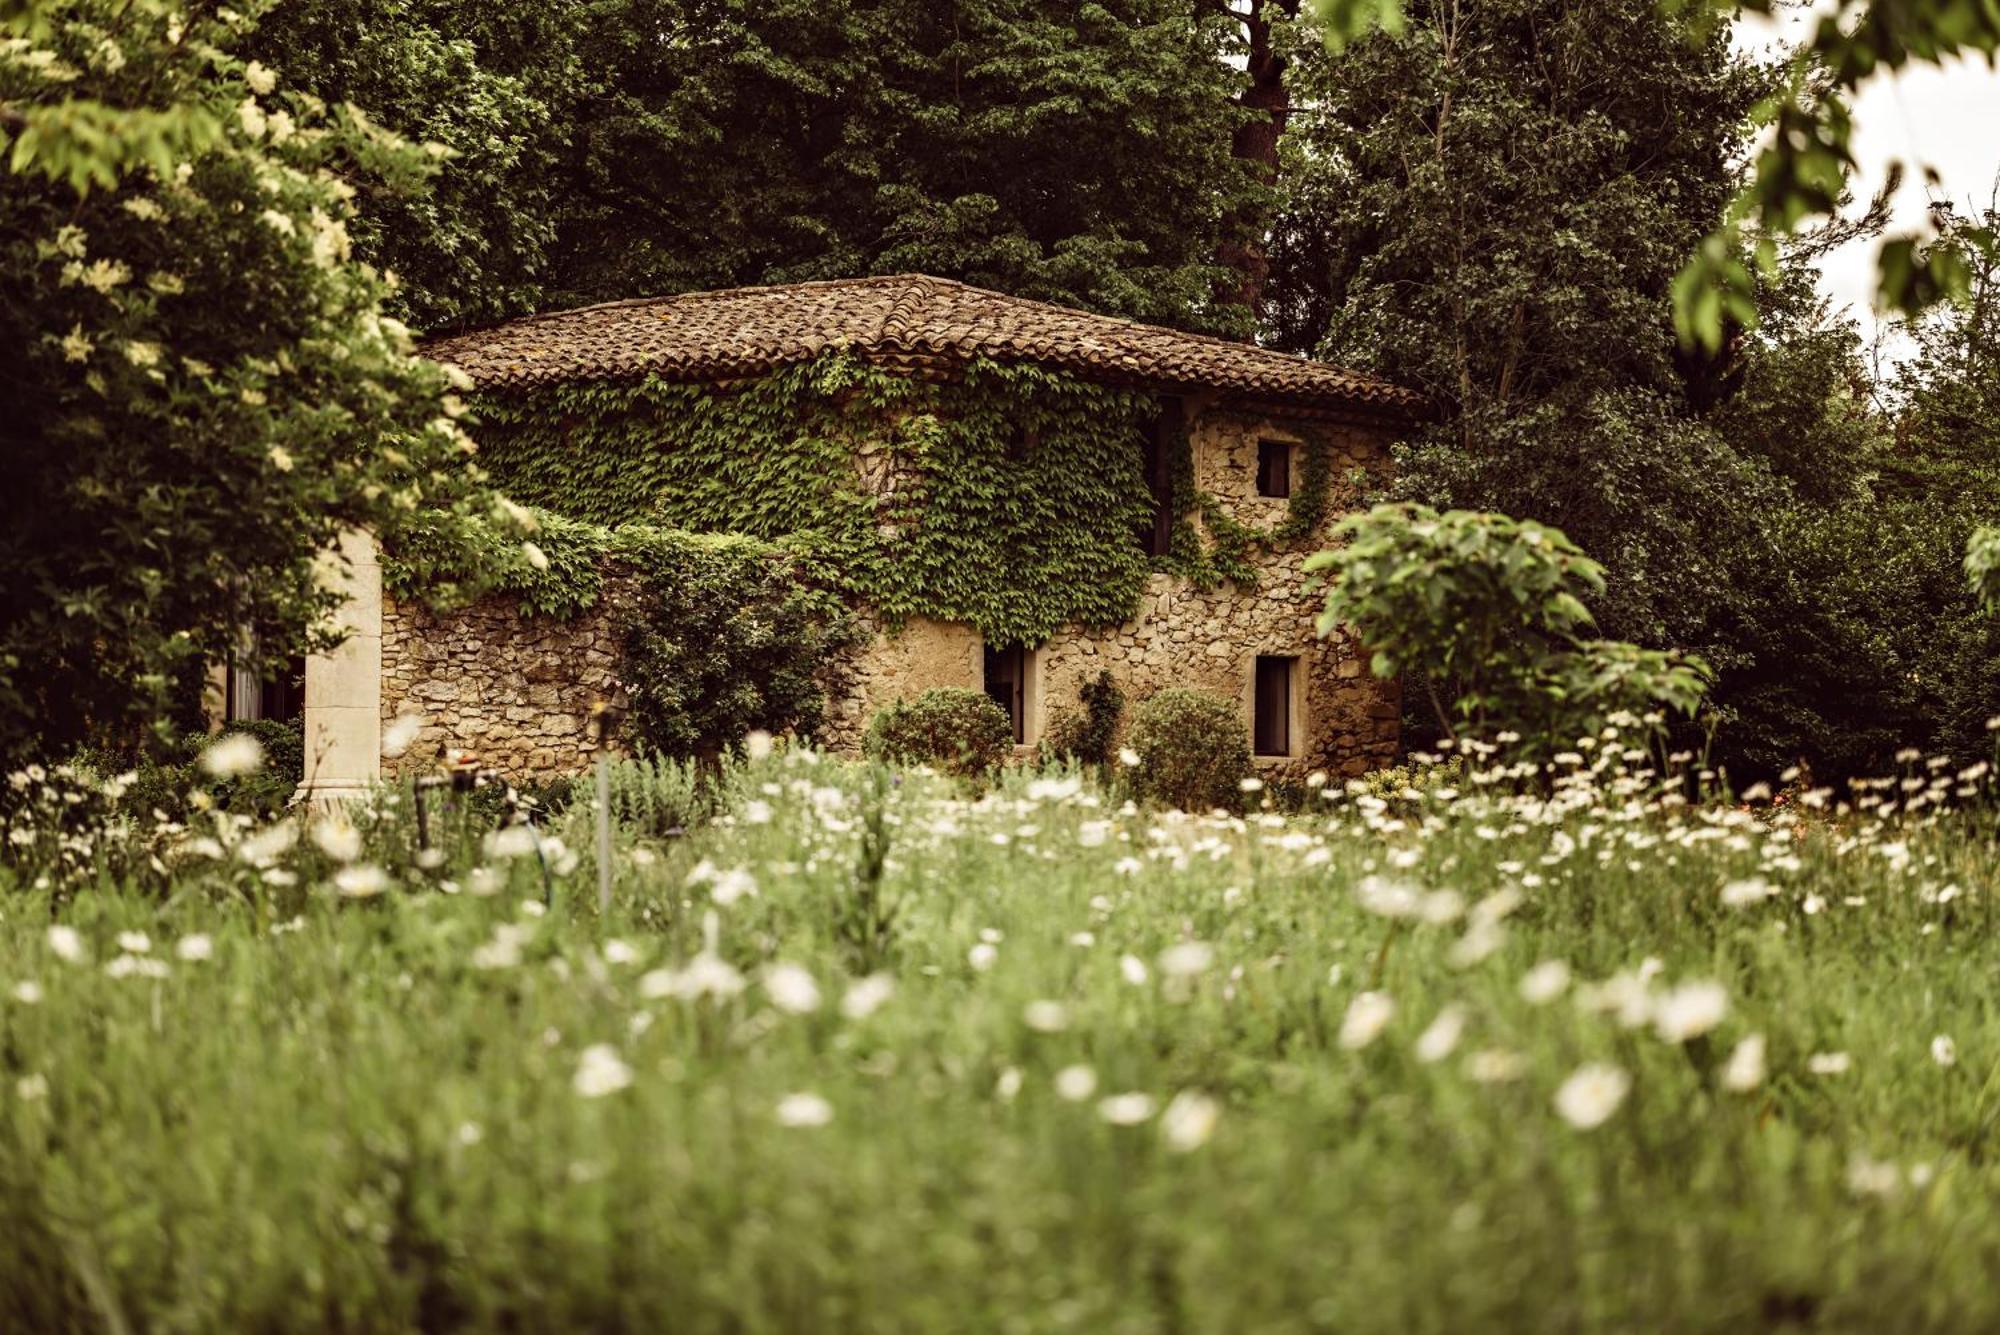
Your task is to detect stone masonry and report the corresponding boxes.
[371,403,1400,786]
[822,406,1401,781]
[378,579,635,780]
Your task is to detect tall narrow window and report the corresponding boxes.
[1137,399,1179,556]
[1253,655,1295,757]
[1257,439,1293,498]
[984,644,1028,745]
[225,643,306,722]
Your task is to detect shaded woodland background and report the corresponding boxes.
[6,0,2000,781]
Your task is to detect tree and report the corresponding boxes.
[1275,0,1769,652]
[244,0,592,334]
[0,0,495,768]
[559,0,1262,333]
[249,0,1266,336]
[1311,0,2000,343]
[1271,0,1988,779]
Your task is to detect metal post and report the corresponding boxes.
[586,700,624,917]
[596,750,612,915]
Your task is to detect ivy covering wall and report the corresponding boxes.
[391,351,1355,646]
[383,517,863,761]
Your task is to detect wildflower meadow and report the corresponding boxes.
[5,735,2000,1330]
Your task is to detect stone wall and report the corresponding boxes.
[374,401,1401,785]
[378,579,634,781]
[823,406,1400,780]
[1042,408,1398,780]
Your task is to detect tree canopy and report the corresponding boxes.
[0,0,495,766]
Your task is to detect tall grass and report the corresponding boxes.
[2,742,1998,1329]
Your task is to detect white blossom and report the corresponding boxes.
[1159,1090,1220,1151]
[199,732,264,779]
[1721,1034,1767,1092]
[775,1092,834,1127]
[1054,1065,1098,1102]
[762,962,821,1015]
[1338,991,1395,1050]
[841,973,896,1020]
[1653,980,1729,1043]
[1553,1063,1630,1130]
[47,926,86,963]
[1097,1092,1157,1125]
[573,1044,633,1098]
[1022,1000,1069,1033]
[1519,960,1571,1005]
[1414,1004,1467,1063]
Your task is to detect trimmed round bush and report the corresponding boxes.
[865,688,1013,779]
[1128,688,1251,812]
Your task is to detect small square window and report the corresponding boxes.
[1256,439,1292,498]
[1253,655,1295,757]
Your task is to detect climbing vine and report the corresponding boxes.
[1160,413,1341,591]
[462,353,1159,645]
[389,350,1361,641]
[383,512,861,759]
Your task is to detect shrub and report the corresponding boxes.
[71,720,305,822]
[1308,504,1710,753]
[616,527,865,764]
[865,689,1013,779]
[1128,689,1250,812]
[1042,670,1125,769]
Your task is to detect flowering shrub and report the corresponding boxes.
[1127,688,1251,812]
[0,0,499,770]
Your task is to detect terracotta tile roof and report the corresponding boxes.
[423,273,1419,415]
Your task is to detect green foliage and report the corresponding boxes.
[1159,417,1344,591]
[245,0,589,332]
[0,0,495,771]
[1127,688,1250,813]
[68,719,304,824]
[470,354,1160,647]
[1310,505,1710,746]
[11,748,2000,1325]
[1274,0,1771,655]
[239,0,1262,335]
[864,688,1014,781]
[382,511,863,765]
[1043,671,1125,771]
[1665,0,2000,348]
[1970,527,2000,614]
[384,503,607,619]
[1344,751,1467,809]
[1308,0,2000,344]
[616,528,863,764]
[1310,503,1604,685]
[587,755,710,841]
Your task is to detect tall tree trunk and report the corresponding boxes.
[1213,0,1299,326]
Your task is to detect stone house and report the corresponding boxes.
[292,275,1417,799]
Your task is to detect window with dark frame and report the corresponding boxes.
[1253,655,1295,757]
[984,644,1028,745]
[1256,438,1292,498]
[226,652,307,723]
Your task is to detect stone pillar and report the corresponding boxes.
[297,528,382,804]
